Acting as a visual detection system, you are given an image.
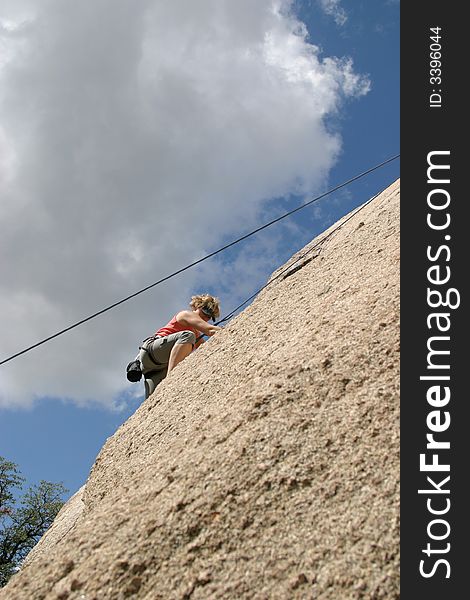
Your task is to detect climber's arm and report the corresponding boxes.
[176,311,222,336]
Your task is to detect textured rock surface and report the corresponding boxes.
[2,180,400,599]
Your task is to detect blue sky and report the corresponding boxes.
[0,0,399,501]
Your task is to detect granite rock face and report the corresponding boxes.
[1,180,400,599]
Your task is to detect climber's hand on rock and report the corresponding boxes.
[206,325,222,336]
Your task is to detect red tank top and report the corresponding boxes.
[155,315,200,339]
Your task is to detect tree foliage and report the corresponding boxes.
[0,456,67,587]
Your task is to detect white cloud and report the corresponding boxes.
[0,0,369,408]
[317,0,348,26]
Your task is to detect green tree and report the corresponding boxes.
[0,456,67,587]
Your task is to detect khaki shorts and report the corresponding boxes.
[138,330,197,398]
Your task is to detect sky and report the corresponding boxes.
[0,0,399,501]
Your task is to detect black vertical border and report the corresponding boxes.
[401,3,466,598]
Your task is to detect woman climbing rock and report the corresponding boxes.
[135,294,222,398]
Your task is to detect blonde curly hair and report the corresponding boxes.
[190,293,221,320]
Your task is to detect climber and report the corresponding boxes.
[136,294,222,398]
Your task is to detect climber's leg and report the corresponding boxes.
[144,369,167,399]
[167,342,193,373]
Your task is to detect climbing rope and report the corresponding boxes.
[0,155,399,366]
[215,188,382,326]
